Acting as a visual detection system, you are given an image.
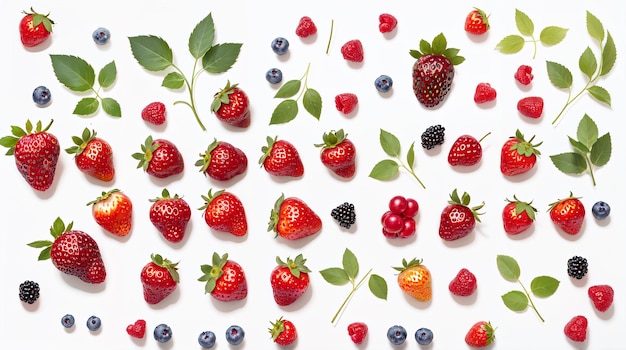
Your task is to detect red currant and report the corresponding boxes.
[403,198,419,218]
[381,227,396,237]
[388,195,408,214]
[382,213,403,233]
[397,218,416,238]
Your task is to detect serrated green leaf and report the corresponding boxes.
[303,88,322,120]
[406,143,415,168]
[568,136,590,154]
[495,35,525,54]
[540,26,568,45]
[101,98,121,117]
[270,99,298,125]
[515,9,534,36]
[587,86,611,106]
[431,33,447,55]
[369,274,388,300]
[98,61,117,88]
[342,248,358,280]
[188,13,215,59]
[128,35,174,71]
[549,153,587,174]
[577,114,598,148]
[379,129,401,157]
[586,11,604,42]
[578,47,597,79]
[496,255,521,281]
[50,54,95,92]
[530,276,560,297]
[37,246,52,261]
[162,72,185,89]
[369,160,399,180]
[274,80,301,98]
[601,32,616,76]
[590,133,611,167]
[319,267,350,285]
[419,39,431,55]
[502,290,529,311]
[73,97,99,115]
[546,61,573,89]
[202,43,242,73]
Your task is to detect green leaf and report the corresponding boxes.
[568,136,590,154]
[495,35,525,54]
[368,274,388,300]
[540,26,568,45]
[128,35,174,71]
[419,39,431,55]
[530,276,560,297]
[546,61,573,89]
[549,153,587,174]
[342,249,358,280]
[101,98,121,117]
[515,9,534,36]
[496,255,521,281]
[406,143,415,168]
[502,290,529,311]
[50,54,95,92]
[369,160,399,180]
[587,86,611,106]
[586,11,604,43]
[577,114,598,148]
[73,97,99,115]
[37,246,52,261]
[274,80,301,98]
[319,267,350,285]
[578,47,597,79]
[590,133,611,167]
[202,43,242,73]
[379,129,401,157]
[162,72,185,89]
[270,99,298,125]
[188,13,215,59]
[431,33,447,54]
[98,61,117,88]
[601,32,616,76]
[303,88,322,120]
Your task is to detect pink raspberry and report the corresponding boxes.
[514,65,534,85]
[141,102,166,125]
[341,40,364,63]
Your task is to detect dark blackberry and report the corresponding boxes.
[19,280,40,304]
[331,202,356,229]
[421,125,445,150]
[567,256,588,279]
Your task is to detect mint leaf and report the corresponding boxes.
[578,47,597,79]
[188,13,215,59]
[274,80,301,98]
[495,35,525,54]
[577,114,598,148]
[590,133,611,167]
[202,43,242,73]
[546,61,573,89]
[342,248,359,280]
[496,255,520,281]
[502,290,528,311]
[515,9,534,36]
[319,267,350,285]
[379,129,401,157]
[586,11,604,42]
[98,61,117,88]
[303,88,322,120]
[73,97,99,116]
[270,100,298,125]
[601,32,616,75]
[530,276,560,297]
[101,98,121,117]
[50,54,95,92]
[549,153,587,174]
[368,274,388,300]
[369,160,399,180]
[162,72,185,89]
[587,85,611,105]
[540,26,568,45]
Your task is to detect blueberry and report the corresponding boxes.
[265,68,283,84]
[375,75,393,93]
[61,314,75,328]
[225,325,244,345]
[154,324,173,343]
[86,316,101,331]
[592,201,610,220]
[387,325,407,345]
[92,27,111,45]
[415,327,433,345]
[271,37,289,55]
[32,86,51,106]
[198,330,217,348]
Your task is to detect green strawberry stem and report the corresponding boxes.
[584,153,597,186]
[172,60,206,131]
[325,20,334,55]
[399,162,425,189]
[330,268,372,325]
[518,280,545,322]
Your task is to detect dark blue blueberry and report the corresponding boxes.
[375,75,393,93]
[154,324,172,343]
[271,37,289,55]
[198,330,217,348]
[225,325,244,345]
[92,27,111,45]
[387,325,407,345]
[265,68,283,84]
[415,327,433,346]
[86,316,101,331]
[61,314,75,328]
[592,201,610,220]
[32,86,51,106]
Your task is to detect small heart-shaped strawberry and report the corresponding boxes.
[341,40,364,63]
[126,319,146,338]
[379,13,398,33]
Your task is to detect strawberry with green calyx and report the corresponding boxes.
[548,192,585,235]
[198,252,248,301]
[500,129,542,176]
[87,189,133,236]
[196,138,248,181]
[140,253,180,304]
[149,188,191,243]
[269,317,298,346]
[132,135,184,179]
[211,81,251,128]
[439,189,485,241]
[19,7,55,47]
[394,258,432,302]
[200,188,247,236]
[270,254,311,306]
[502,195,537,235]
[464,8,490,35]
[465,321,495,347]
[259,136,304,177]
[268,194,322,240]
[315,129,356,179]
[65,128,115,182]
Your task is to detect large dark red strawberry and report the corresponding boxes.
[270,254,311,306]
[149,188,191,243]
[140,254,179,304]
[315,129,356,179]
[211,81,250,128]
[132,136,184,178]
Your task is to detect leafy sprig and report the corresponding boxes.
[50,55,120,117]
[495,9,568,59]
[547,11,616,125]
[319,248,387,325]
[369,129,425,189]
[549,114,611,186]
[270,63,322,124]
[496,255,559,322]
[128,13,242,131]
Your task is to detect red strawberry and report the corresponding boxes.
[465,321,495,347]
[126,319,146,338]
[464,8,490,35]
[269,317,298,346]
[548,193,585,235]
[315,129,356,179]
[341,40,364,63]
[198,252,248,301]
[65,128,114,182]
[28,217,106,284]
[588,284,614,312]
[514,65,534,85]
[140,253,179,304]
[500,129,542,176]
[19,8,54,47]
[295,16,317,38]
[379,13,398,33]
[259,136,304,177]
[335,93,359,114]
[268,194,322,240]
[141,102,166,125]
[347,322,368,344]
[448,132,490,166]
[0,119,60,191]
[149,188,191,243]
[439,189,484,241]
[410,33,465,108]
[473,82,497,104]
[270,254,311,306]
[196,139,248,181]
[200,189,247,236]
[502,195,537,235]
[517,96,544,119]
[87,189,133,236]
[211,81,250,128]
[564,315,587,342]
[449,268,477,296]
[132,136,184,178]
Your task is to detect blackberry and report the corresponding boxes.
[567,256,588,279]
[421,125,445,150]
[19,280,40,304]
[331,202,356,229]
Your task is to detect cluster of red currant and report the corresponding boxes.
[381,195,419,238]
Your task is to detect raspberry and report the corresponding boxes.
[473,82,497,104]
[421,125,445,150]
[448,268,478,296]
[334,93,358,114]
[517,96,544,118]
[295,16,317,38]
[514,65,533,85]
[331,202,356,229]
[567,256,588,279]
[19,280,40,304]
[340,40,364,63]
[141,102,167,125]
[379,13,398,33]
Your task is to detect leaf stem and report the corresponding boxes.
[399,161,426,189]
[330,268,372,325]
[517,280,545,322]
[325,20,334,55]
[584,154,597,186]
[172,61,207,131]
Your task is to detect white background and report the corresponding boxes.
[1,1,624,349]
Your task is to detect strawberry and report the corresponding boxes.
[65,128,114,182]
[268,194,322,240]
[28,217,106,284]
[149,188,191,243]
[87,189,133,236]
[393,258,432,302]
[449,268,477,296]
[259,136,304,177]
[0,119,60,191]
[448,132,490,166]
[200,189,247,236]
[500,129,542,176]
[347,322,368,344]
[514,65,534,85]
[464,8,490,35]
[315,129,356,179]
[140,253,179,304]
[295,16,317,38]
[439,189,484,241]
[132,136,184,178]
[270,254,311,306]
[588,284,614,312]
[564,315,587,342]
[502,195,537,235]
[126,319,146,338]
[410,33,464,108]
[211,81,251,128]
[334,93,358,114]
[465,321,495,347]
[517,96,544,119]
[141,102,166,125]
[473,82,497,104]
[379,13,398,33]
[198,252,248,301]
[548,193,585,235]
[196,139,248,181]
[19,8,54,47]
[269,317,298,346]
[341,40,364,62]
